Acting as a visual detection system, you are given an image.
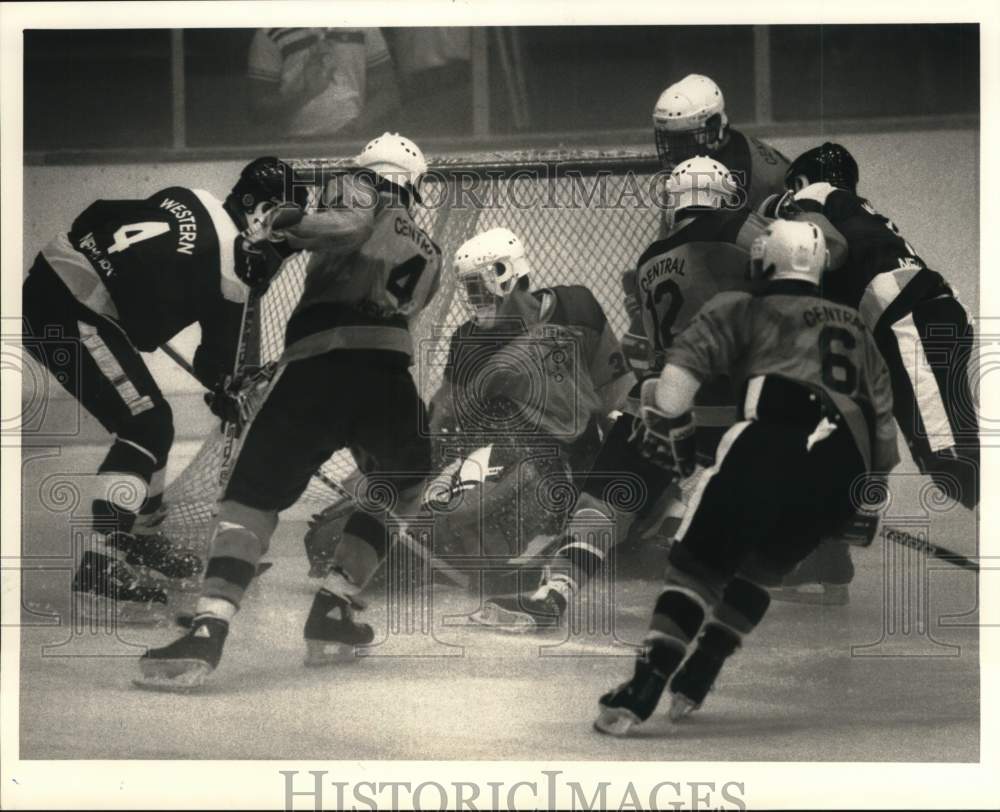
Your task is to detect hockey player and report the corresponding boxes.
[303,226,633,575]
[136,133,443,688]
[623,73,790,374]
[773,143,979,602]
[472,157,776,631]
[21,157,306,615]
[594,219,898,736]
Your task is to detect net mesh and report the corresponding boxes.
[161,150,664,551]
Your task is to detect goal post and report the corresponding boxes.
[160,149,665,552]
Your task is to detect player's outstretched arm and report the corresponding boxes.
[282,174,376,253]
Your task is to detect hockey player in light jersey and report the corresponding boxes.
[136,133,443,689]
[622,73,790,374]
[772,143,979,603]
[303,227,634,581]
[21,157,306,616]
[472,157,775,631]
[594,220,899,736]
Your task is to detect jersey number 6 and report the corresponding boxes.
[819,326,858,395]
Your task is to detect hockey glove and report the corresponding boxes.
[842,474,889,547]
[204,375,246,429]
[235,203,306,293]
[633,379,696,478]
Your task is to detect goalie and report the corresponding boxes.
[304,226,635,576]
[21,157,306,617]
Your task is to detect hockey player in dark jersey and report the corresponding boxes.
[594,220,899,736]
[472,157,775,632]
[21,157,307,617]
[622,73,790,374]
[136,133,444,689]
[771,143,979,603]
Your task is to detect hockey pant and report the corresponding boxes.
[21,256,172,535]
[874,293,979,509]
[203,349,433,608]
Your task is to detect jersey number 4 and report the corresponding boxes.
[107,221,171,254]
[386,255,427,307]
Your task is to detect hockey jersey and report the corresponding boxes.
[666,279,900,473]
[283,180,442,363]
[39,186,247,385]
[793,182,950,330]
[442,285,633,443]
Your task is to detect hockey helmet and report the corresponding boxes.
[228,156,308,219]
[653,74,728,168]
[749,219,830,285]
[663,155,738,229]
[785,142,859,194]
[453,227,533,326]
[356,132,428,204]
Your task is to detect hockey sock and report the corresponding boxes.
[193,596,237,623]
[92,439,156,536]
[201,556,257,609]
[329,511,386,593]
[648,587,707,655]
[670,578,770,704]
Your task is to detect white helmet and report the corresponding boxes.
[663,156,738,229]
[653,74,728,168]
[749,219,830,285]
[356,132,428,202]
[453,227,533,326]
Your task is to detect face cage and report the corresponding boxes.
[460,273,502,320]
[653,114,724,169]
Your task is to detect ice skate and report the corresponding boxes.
[109,531,203,581]
[594,658,667,737]
[303,590,375,666]
[134,615,229,692]
[470,584,566,632]
[667,654,719,721]
[72,550,168,624]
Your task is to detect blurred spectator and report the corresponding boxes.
[385,27,472,136]
[247,28,401,139]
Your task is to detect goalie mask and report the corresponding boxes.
[356,132,428,205]
[663,156,738,230]
[454,227,533,327]
[785,142,859,195]
[653,74,728,169]
[748,219,830,286]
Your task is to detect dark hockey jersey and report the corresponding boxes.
[666,279,899,473]
[442,285,633,442]
[40,186,246,384]
[793,182,950,329]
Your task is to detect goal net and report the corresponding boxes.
[160,150,664,552]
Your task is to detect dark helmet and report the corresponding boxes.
[224,156,309,227]
[784,142,859,194]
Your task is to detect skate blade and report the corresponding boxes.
[668,694,700,722]
[133,659,211,693]
[593,706,642,737]
[74,592,169,627]
[468,603,543,634]
[770,585,850,606]
[303,639,361,667]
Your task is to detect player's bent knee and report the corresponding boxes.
[664,543,728,605]
[116,399,175,470]
[649,588,707,645]
[215,500,279,559]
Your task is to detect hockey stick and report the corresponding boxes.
[883,525,979,573]
[160,342,197,377]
